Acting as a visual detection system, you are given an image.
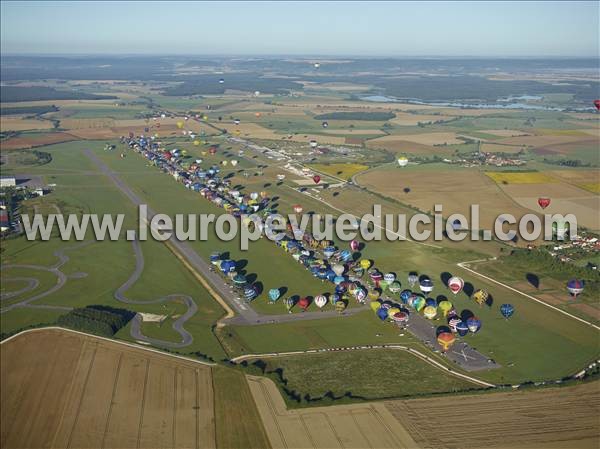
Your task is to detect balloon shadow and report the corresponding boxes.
[436,295,448,304]
[253,282,264,295]
[526,273,540,289]
[463,282,475,297]
[460,309,475,322]
[436,325,451,336]
[485,293,494,308]
[440,272,452,286]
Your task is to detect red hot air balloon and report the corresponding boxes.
[298,297,310,311]
[594,99,600,110]
[293,204,303,214]
[313,175,321,184]
[538,197,551,210]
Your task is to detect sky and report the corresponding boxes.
[1,1,598,57]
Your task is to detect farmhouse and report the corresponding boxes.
[0,176,16,187]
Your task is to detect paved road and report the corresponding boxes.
[0,241,92,314]
[115,238,197,349]
[85,149,497,371]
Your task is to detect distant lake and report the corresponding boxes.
[360,95,591,112]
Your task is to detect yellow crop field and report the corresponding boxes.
[486,171,557,184]
[309,163,369,180]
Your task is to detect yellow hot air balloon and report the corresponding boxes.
[368,289,380,301]
[387,307,401,317]
[423,305,437,320]
[235,130,241,135]
[193,140,200,146]
[360,259,372,270]
[176,121,184,129]
[203,115,208,120]
[438,300,453,317]
[201,151,207,156]
[370,301,381,313]
[472,289,489,306]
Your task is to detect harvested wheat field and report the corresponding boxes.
[479,129,531,137]
[0,116,55,131]
[0,132,78,150]
[247,375,419,449]
[385,381,600,449]
[366,139,446,155]
[369,132,463,146]
[1,328,216,449]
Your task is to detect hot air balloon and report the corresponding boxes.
[349,240,359,251]
[438,301,453,317]
[472,289,489,306]
[255,112,261,118]
[437,332,456,351]
[500,303,514,319]
[376,307,388,321]
[467,317,482,333]
[315,295,327,309]
[219,78,225,84]
[293,204,303,214]
[314,62,320,69]
[388,281,402,294]
[285,297,295,312]
[313,175,321,184]
[360,259,372,270]
[413,296,426,312]
[423,305,437,320]
[369,270,383,288]
[397,157,408,167]
[209,146,217,155]
[408,273,418,288]
[456,320,469,336]
[567,279,585,297]
[448,316,461,333]
[323,246,336,258]
[447,276,464,295]
[254,90,260,96]
[244,286,257,301]
[370,300,382,312]
[176,121,184,129]
[309,140,318,148]
[333,264,345,276]
[594,99,600,110]
[400,290,412,304]
[355,287,367,303]
[538,197,551,210]
[322,121,329,128]
[335,300,347,313]
[269,288,280,302]
[419,278,434,294]
[231,159,238,166]
[392,311,409,324]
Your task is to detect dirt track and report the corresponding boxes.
[385,381,600,449]
[0,329,216,449]
[247,375,419,449]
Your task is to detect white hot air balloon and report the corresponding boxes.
[447,276,464,295]
[397,157,408,167]
[315,295,327,309]
[231,160,238,166]
[333,264,345,277]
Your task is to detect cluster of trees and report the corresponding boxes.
[314,111,395,121]
[162,74,301,96]
[57,305,135,337]
[0,86,116,103]
[0,105,59,116]
[542,158,593,167]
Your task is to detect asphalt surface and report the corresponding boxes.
[85,149,498,371]
[115,238,197,349]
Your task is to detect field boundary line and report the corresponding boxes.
[283,185,442,249]
[457,258,600,331]
[232,345,495,388]
[0,327,217,366]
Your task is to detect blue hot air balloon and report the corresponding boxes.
[456,321,469,337]
[425,297,437,308]
[269,288,281,302]
[220,260,236,273]
[400,290,412,304]
[567,279,585,297]
[244,286,257,301]
[331,294,340,304]
[500,303,514,319]
[466,317,482,333]
[376,307,389,321]
[323,246,336,258]
[333,276,345,286]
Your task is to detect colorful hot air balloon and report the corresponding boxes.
[388,281,402,294]
[298,297,310,311]
[423,305,437,320]
[285,297,295,312]
[335,300,347,313]
[413,296,426,312]
[392,311,409,324]
[419,278,434,294]
[448,316,461,333]
[456,320,469,336]
[313,175,321,184]
[538,197,551,210]
[268,288,280,302]
[315,295,327,309]
[397,157,408,167]
[500,303,514,319]
[376,307,388,321]
[467,317,482,333]
[472,289,489,306]
[437,332,456,351]
[447,277,464,295]
[400,290,412,304]
[567,279,585,297]
[350,240,359,251]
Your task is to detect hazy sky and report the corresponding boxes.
[1,1,598,57]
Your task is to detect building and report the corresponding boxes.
[0,176,16,188]
[0,209,9,232]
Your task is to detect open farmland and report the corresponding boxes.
[0,116,55,131]
[247,375,419,449]
[367,132,464,147]
[0,329,217,449]
[385,381,600,449]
